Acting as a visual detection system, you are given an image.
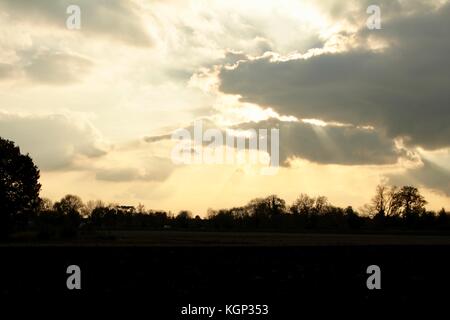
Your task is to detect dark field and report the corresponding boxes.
[5,230,450,246]
[1,232,450,316]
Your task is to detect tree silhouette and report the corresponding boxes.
[0,137,41,238]
[391,186,427,220]
[53,194,84,238]
[54,194,84,216]
[290,193,315,215]
[370,184,389,217]
[39,197,53,212]
[245,195,286,228]
[175,210,192,228]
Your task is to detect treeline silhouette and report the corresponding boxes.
[10,189,450,240]
[1,136,450,241]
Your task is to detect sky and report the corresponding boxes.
[0,0,449,214]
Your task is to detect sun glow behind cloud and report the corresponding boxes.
[0,0,449,213]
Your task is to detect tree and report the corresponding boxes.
[0,137,41,238]
[265,195,286,216]
[290,194,315,215]
[314,196,329,215]
[54,194,84,216]
[39,198,53,212]
[136,203,146,214]
[392,186,427,218]
[244,195,287,228]
[368,184,401,223]
[368,184,427,221]
[437,208,449,229]
[369,184,399,218]
[345,206,363,229]
[175,210,192,228]
[83,199,104,217]
[370,184,389,217]
[53,194,84,237]
[291,194,329,215]
[247,195,286,218]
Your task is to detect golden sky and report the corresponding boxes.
[1,0,449,214]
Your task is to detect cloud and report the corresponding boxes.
[0,111,107,170]
[218,2,450,150]
[95,157,174,182]
[0,48,93,84]
[0,63,15,80]
[95,168,143,182]
[22,49,93,84]
[388,159,450,197]
[235,118,400,166]
[143,133,172,143]
[0,111,176,182]
[145,117,400,166]
[0,0,152,47]
[93,139,176,182]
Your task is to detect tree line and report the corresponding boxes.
[1,137,450,240]
[16,188,450,240]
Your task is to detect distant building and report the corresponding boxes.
[115,205,135,213]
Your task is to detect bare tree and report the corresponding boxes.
[369,184,399,217]
[83,200,105,217]
[291,193,315,215]
[369,184,427,217]
[314,196,329,214]
[291,194,329,215]
[371,184,388,217]
[137,203,146,214]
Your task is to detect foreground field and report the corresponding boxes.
[1,244,449,313]
[4,230,450,246]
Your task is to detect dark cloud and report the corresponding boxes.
[235,119,400,166]
[145,117,400,166]
[388,159,450,197]
[143,133,172,143]
[0,0,152,47]
[219,3,450,150]
[221,51,249,66]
